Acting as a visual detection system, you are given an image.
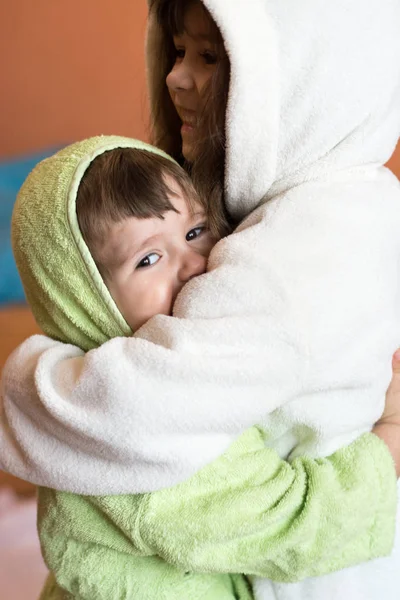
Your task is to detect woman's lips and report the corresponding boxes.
[178,110,197,134]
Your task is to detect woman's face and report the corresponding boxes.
[166,2,218,162]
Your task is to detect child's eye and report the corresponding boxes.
[200,50,217,65]
[186,226,206,241]
[136,253,160,269]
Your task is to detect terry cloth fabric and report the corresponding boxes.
[1,0,399,493]
[10,135,176,350]
[4,135,399,599]
[0,0,399,595]
[8,135,252,599]
[38,430,395,599]
[6,136,397,599]
[39,571,253,600]
[4,137,400,600]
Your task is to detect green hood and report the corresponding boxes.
[12,135,174,351]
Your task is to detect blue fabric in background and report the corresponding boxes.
[0,148,61,306]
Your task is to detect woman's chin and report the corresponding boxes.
[181,139,196,163]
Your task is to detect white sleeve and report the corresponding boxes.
[0,204,305,494]
[1,180,399,495]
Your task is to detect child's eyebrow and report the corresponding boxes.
[101,238,139,270]
[109,233,161,270]
[191,211,206,220]
[131,234,161,257]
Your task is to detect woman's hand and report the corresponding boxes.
[373,350,400,477]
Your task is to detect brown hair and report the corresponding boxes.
[76,148,200,275]
[147,0,233,237]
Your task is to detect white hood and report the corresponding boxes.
[149,0,400,219]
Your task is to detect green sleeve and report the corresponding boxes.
[135,429,397,581]
[38,428,396,599]
[38,552,249,600]
[38,489,252,600]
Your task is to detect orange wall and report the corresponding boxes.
[0,0,399,176]
[0,0,149,159]
[387,143,400,177]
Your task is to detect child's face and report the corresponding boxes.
[100,177,216,332]
[166,2,218,161]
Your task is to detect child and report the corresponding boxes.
[3,0,400,598]
[13,134,244,599]
[12,135,397,600]
[75,144,218,334]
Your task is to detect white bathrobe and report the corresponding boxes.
[1,0,400,598]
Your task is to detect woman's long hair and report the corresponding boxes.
[147,0,233,237]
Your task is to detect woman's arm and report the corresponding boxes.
[2,197,398,494]
[0,270,305,495]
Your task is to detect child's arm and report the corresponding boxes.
[39,570,250,600]
[38,429,396,600]
[36,356,400,597]
[38,485,248,600]
[135,430,397,580]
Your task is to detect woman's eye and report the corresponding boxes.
[201,51,217,65]
[186,226,205,241]
[174,47,185,60]
[136,253,160,269]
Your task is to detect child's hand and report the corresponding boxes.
[372,349,400,477]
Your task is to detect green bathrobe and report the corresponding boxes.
[11,137,397,600]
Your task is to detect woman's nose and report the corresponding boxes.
[178,250,207,283]
[166,62,194,92]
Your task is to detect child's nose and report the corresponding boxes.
[166,62,194,92]
[179,250,207,283]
